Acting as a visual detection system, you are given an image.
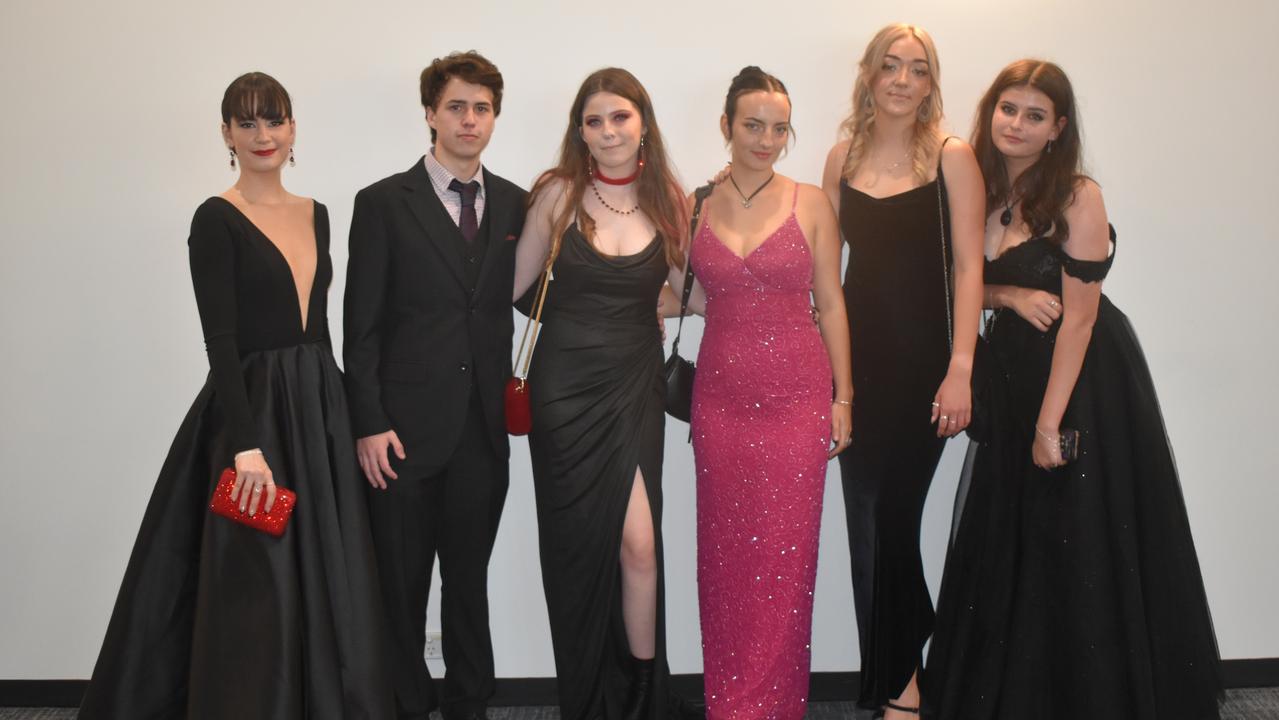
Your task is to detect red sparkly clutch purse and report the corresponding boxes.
[208,467,296,537]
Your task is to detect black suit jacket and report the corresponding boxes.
[344,158,526,475]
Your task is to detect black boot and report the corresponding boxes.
[623,656,655,720]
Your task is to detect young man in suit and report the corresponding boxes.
[343,51,525,720]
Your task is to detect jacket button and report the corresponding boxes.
[460,362,470,373]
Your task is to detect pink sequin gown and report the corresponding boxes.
[691,185,832,720]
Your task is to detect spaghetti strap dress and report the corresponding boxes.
[692,184,832,720]
[837,152,954,708]
[527,223,670,720]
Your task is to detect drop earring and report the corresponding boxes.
[228,148,236,169]
[637,136,646,171]
[1046,139,1054,154]
[289,147,296,167]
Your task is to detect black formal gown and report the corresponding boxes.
[79,198,393,720]
[922,231,1222,719]
[527,225,669,720]
[837,171,953,707]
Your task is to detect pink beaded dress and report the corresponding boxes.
[691,184,832,720]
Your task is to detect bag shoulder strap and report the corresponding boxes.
[671,184,714,357]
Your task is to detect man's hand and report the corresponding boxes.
[356,430,406,490]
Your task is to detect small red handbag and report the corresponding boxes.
[504,377,532,435]
[208,467,297,537]
[506,255,554,436]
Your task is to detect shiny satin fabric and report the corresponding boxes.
[526,226,670,720]
[79,344,394,719]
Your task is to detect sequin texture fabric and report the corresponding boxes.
[691,190,831,720]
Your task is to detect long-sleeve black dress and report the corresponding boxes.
[79,197,393,720]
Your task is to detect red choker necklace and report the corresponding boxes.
[593,166,640,186]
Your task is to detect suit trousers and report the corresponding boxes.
[368,386,509,720]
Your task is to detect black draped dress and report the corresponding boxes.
[79,198,393,720]
[527,224,669,720]
[837,171,953,707]
[923,231,1222,719]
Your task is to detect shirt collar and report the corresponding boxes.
[425,147,486,197]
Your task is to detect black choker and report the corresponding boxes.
[729,172,775,209]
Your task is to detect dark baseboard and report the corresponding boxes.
[5,660,1275,708]
[0,680,86,708]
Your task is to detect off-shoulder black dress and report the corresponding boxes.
[79,198,393,719]
[923,230,1222,720]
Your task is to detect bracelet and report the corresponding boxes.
[1034,426,1057,443]
[833,399,852,406]
[234,448,264,460]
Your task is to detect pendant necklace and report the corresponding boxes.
[1000,198,1016,227]
[591,181,638,215]
[729,171,775,209]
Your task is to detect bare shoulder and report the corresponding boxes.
[1064,178,1110,256]
[796,180,838,228]
[824,139,851,171]
[939,137,978,168]
[530,173,571,211]
[1065,178,1107,225]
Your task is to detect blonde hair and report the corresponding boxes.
[837,23,944,185]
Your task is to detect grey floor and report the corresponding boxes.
[3,689,1278,719]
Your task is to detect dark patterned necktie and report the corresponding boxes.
[449,179,480,243]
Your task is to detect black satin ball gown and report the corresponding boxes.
[79,198,394,720]
[922,229,1222,720]
[526,224,670,720]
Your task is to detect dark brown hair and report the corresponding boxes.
[420,51,504,143]
[529,67,687,269]
[723,66,792,140]
[972,59,1086,242]
[221,72,292,124]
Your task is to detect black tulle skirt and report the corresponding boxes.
[922,298,1222,720]
[79,342,393,720]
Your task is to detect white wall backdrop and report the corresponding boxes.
[2,0,1276,680]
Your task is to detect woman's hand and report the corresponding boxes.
[1005,287,1062,332]
[829,402,852,458]
[1032,425,1065,469]
[231,450,277,516]
[707,164,732,186]
[931,370,972,438]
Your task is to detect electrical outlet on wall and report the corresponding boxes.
[423,631,443,659]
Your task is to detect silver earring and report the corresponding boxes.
[1047,139,1054,154]
[228,148,236,169]
[289,147,296,167]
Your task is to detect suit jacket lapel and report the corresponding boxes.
[473,168,512,295]
[399,158,468,290]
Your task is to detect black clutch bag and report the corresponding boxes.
[664,185,712,423]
